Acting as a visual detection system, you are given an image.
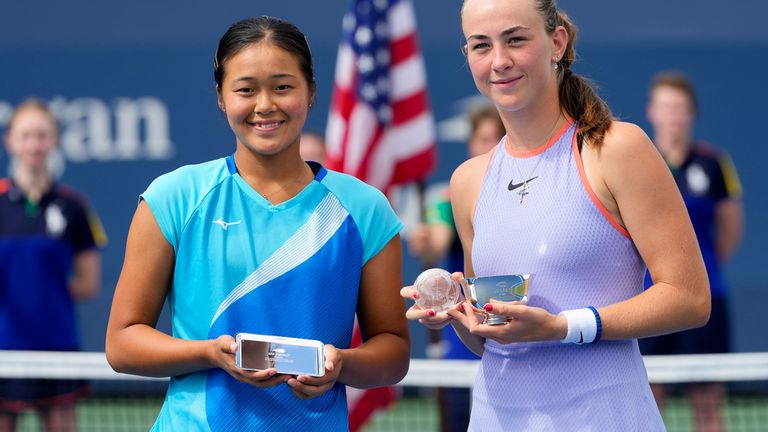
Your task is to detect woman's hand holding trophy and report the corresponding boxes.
[402,269,531,327]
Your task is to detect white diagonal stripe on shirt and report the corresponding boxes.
[210,193,349,327]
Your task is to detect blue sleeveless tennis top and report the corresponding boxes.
[141,156,402,431]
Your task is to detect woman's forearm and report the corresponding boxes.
[106,324,215,377]
[338,332,410,389]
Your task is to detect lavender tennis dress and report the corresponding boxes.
[469,121,665,431]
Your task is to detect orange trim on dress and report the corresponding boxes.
[505,117,574,158]
[571,133,632,239]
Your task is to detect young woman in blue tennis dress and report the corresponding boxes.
[106,16,410,431]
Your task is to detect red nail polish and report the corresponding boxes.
[428,310,436,317]
[484,304,493,312]
[458,303,465,311]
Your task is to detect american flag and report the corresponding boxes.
[345,321,397,431]
[326,0,436,193]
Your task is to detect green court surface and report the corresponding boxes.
[12,394,768,431]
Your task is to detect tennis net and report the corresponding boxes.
[0,350,766,431]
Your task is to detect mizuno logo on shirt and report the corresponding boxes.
[213,218,242,230]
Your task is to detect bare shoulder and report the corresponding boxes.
[600,121,654,157]
[578,121,667,227]
[595,121,663,181]
[450,150,494,189]
[596,121,675,212]
[449,149,494,224]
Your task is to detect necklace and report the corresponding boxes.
[242,165,311,201]
[512,154,543,203]
[509,113,563,204]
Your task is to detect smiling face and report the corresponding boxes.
[4,106,58,172]
[217,41,314,158]
[461,0,565,114]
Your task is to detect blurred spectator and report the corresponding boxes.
[407,104,504,432]
[641,71,744,432]
[408,105,504,271]
[0,98,106,432]
[300,131,326,164]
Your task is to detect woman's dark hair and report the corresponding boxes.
[214,16,316,96]
[537,0,613,147]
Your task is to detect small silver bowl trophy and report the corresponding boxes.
[414,269,531,325]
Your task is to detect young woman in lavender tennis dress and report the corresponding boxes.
[402,0,709,430]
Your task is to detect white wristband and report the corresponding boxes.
[560,308,598,344]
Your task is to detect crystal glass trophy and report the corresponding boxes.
[463,274,531,325]
[413,268,461,312]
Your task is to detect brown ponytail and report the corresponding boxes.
[539,1,614,147]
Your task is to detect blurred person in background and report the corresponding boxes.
[406,104,504,432]
[0,98,106,432]
[299,131,326,164]
[641,70,744,432]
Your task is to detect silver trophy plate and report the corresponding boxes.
[463,274,531,325]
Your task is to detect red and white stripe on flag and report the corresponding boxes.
[326,0,436,192]
[346,321,397,431]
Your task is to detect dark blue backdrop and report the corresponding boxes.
[1,0,766,355]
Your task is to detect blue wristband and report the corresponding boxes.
[587,306,602,344]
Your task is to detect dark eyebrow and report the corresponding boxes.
[231,73,298,82]
[270,73,298,80]
[501,25,530,36]
[466,25,531,42]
